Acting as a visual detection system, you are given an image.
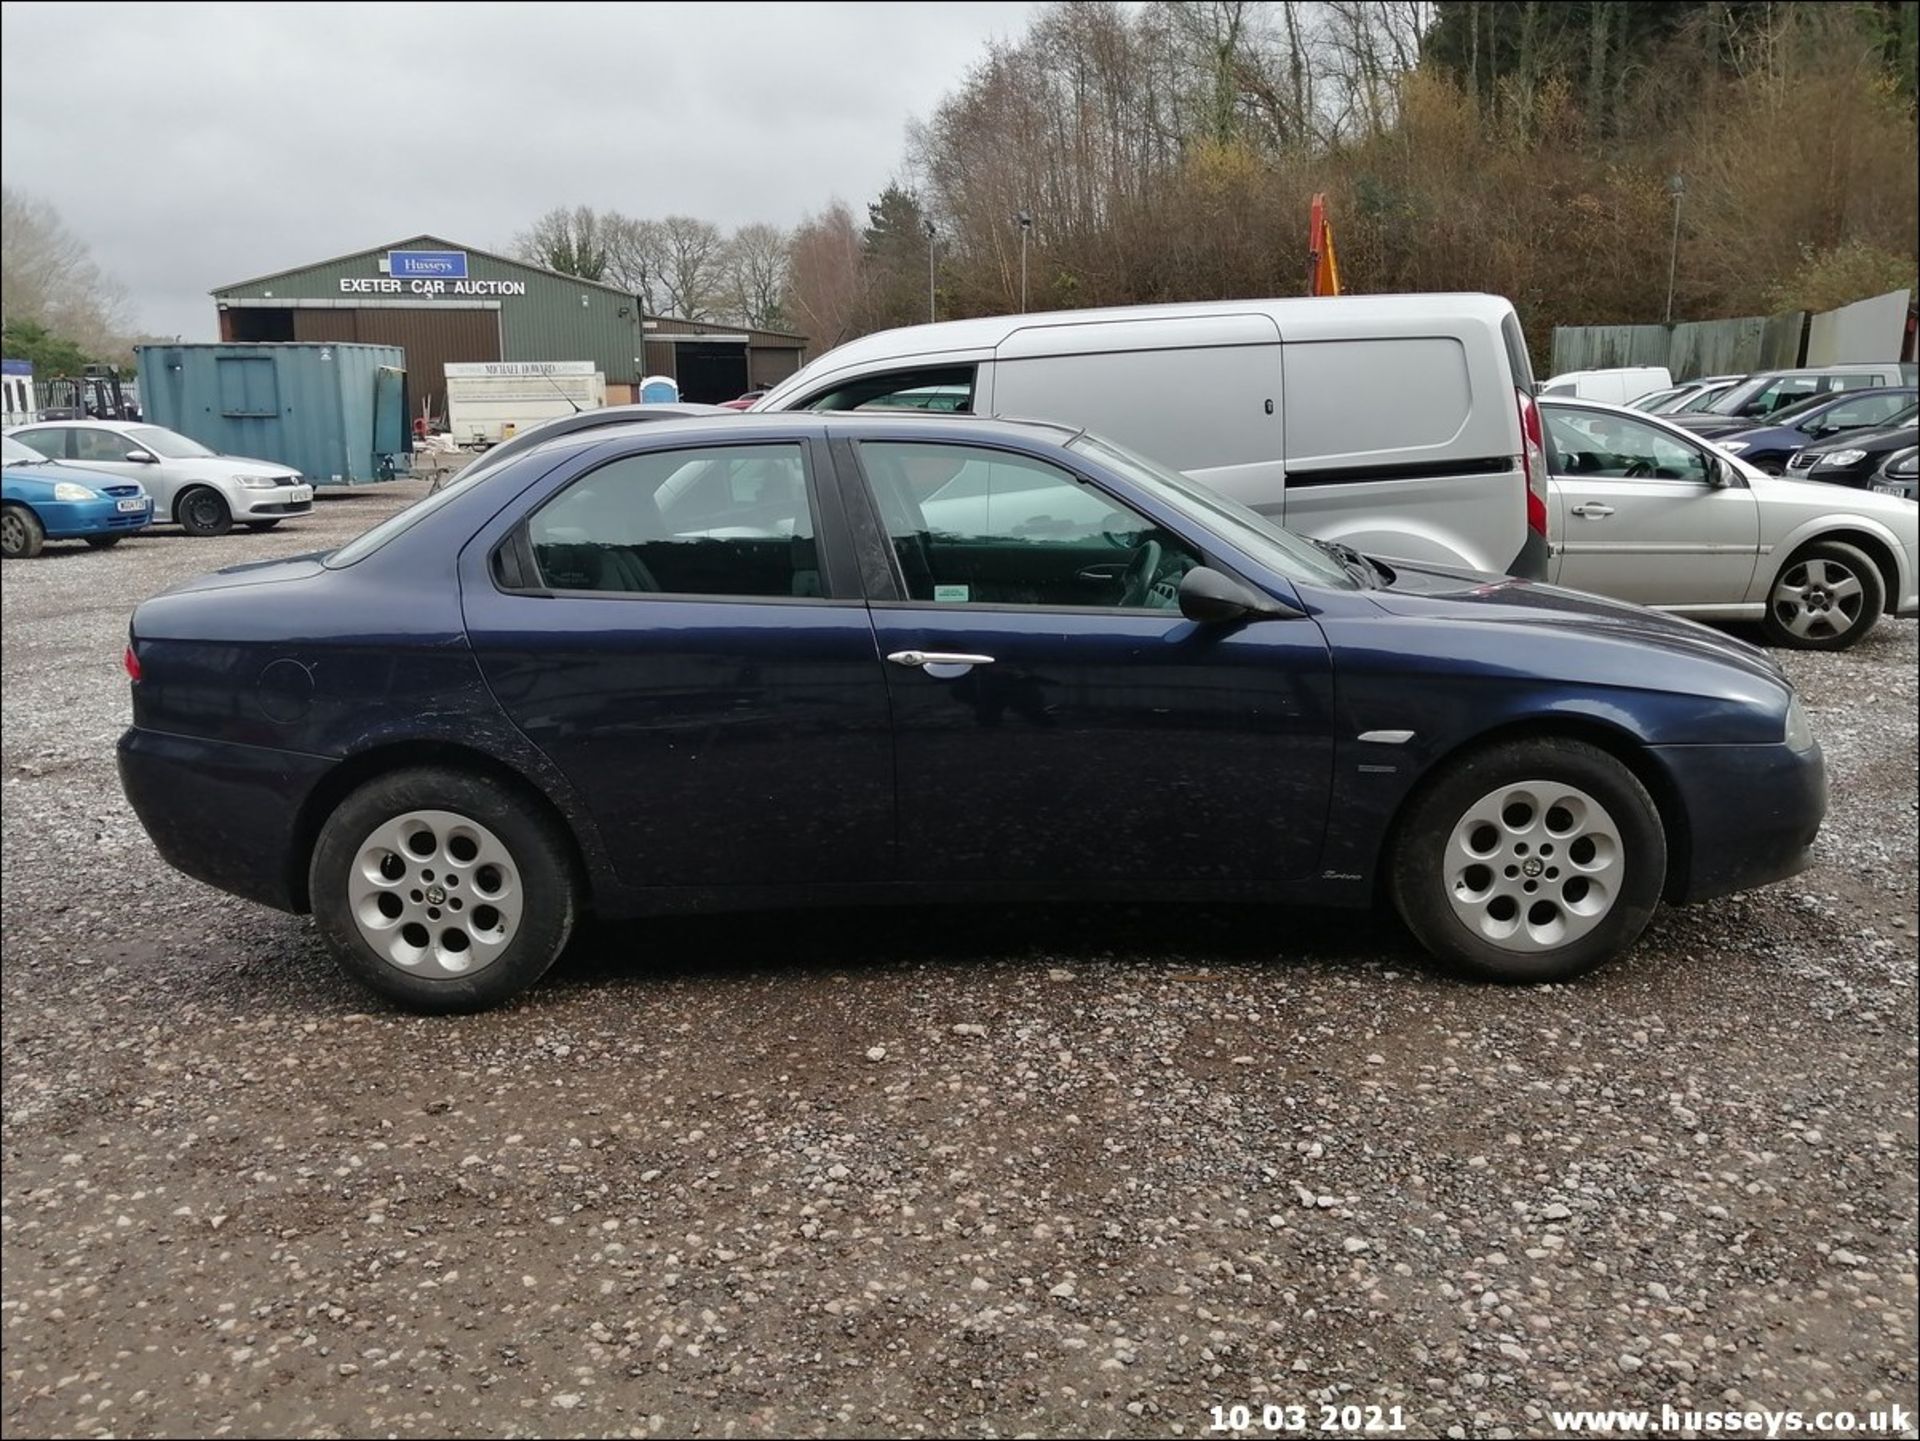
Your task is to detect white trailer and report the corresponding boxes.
[444,361,606,447]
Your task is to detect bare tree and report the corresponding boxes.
[783,201,866,349]
[601,215,664,310]
[722,223,791,330]
[651,215,726,320]
[511,205,613,281]
[0,187,134,358]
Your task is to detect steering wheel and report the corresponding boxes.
[1118,539,1163,607]
[1623,457,1655,478]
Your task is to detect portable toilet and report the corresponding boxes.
[639,374,680,403]
[136,342,409,486]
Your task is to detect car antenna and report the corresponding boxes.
[535,365,582,414]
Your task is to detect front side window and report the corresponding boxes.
[11,428,68,460]
[801,366,975,414]
[72,428,140,463]
[858,440,1200,609]
[528,443,820,599]
[1544,409,1710,483]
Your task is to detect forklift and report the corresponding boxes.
[36,363,139,421]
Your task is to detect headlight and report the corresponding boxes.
[52,481,98,502]
[1813,449,1866,469]
[1784,695,1815,752]
[1719,441,1750,454]
[237,475,279,489]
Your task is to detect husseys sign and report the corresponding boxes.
[338,251,529,298]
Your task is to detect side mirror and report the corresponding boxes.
[124,449,156,464]
[1177,566,1303,624]
[1707,457,1735,488]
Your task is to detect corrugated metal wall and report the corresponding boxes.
[1551,309,1807,381]
[293,308,499,419]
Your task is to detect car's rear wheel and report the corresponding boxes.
[1390,737,1666,983]
[309,767,580,1012]
[177,487,233,537]
[2,505,46,559]
[1762,540,1884,651]
[84,535,125,549]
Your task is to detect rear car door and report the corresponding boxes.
[1544,405,1759,607]
[835,435,1335,894]
[459,434,897,891]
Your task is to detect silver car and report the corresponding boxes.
[1541,399,1919,650]
[4,420,313,536]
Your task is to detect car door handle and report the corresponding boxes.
[887,650,995,668]
[1570,503,1616,518]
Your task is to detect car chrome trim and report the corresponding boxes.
[1357,729,1415,744]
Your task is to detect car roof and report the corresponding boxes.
[511,409,1085,460]
[12,418,145,431]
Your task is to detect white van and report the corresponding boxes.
[1539,366,1672,407]
[755,294,1550,578]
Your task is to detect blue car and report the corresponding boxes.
[117,415,1826,1012]
[3,434,154,558]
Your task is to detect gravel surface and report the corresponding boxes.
[4,489,1916,1439]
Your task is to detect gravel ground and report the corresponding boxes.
[3,488,1916,1440]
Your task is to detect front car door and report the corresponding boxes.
[835,434,1335,896]
[1545,405,1760,609]
[65,426,186,515]
[458,433,897,893]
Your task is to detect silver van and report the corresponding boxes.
[754,294,1550,578]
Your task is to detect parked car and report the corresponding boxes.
[1540,366,1672,405]
[422,403,737,493]
[1540,399,1919,649]
[5,420,312,536]
[1715,389,1917,473]
[120,412,1826,1013]
[1628,375,1743,414]
[1783,417,1920,489]
[2,434,153,558]
[1670,363,1918,436]
[752,294,1553,581]
[1871,446,1917,502]
[718,389,766,411]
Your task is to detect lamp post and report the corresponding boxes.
[923,218,937,324]
[1016,209,1032,312]
[1665,173,1686,325]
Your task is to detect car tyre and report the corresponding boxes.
[2,505,46,559]
[309,766,581,1013]
[177,487,233,537]
[1762,539,1884,651]
[84,535,126,549]
[1389,737,1666,983]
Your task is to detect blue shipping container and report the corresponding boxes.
[136,342,409,486]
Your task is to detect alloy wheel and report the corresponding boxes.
[1444,780,1624,953]
[1772,556,1865,641]
[1,510,26,555]
[346,808,523,977]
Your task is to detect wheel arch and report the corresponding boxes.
[171,482,224,524]
[287,739,593,914]
[1378,714,1692,905]
[1768,524,1904,613]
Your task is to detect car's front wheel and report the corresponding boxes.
[176,487,233,537]
[1763,540,1884,651]
[309,767,580,1012]
[1,505,46,559]
[1390,737,1667,983]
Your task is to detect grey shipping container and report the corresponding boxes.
[136,342,409,486]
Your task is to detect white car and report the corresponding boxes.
[4,420,313,536]
[1541,399,1919,650]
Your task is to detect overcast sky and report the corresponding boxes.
[0,1,1037,340]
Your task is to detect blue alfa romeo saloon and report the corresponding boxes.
[117,415,1826,1011]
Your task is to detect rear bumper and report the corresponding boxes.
[1654,738,1826,904]
[118,726,335,913]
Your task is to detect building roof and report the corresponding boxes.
[213,233,647,302]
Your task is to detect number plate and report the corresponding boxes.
[1872,483,1910,498]
[286,485,313,504]
[116,497,148,513]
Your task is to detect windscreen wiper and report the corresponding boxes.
[1312,537,1384,587]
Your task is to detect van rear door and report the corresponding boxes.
[991,314,1284,509]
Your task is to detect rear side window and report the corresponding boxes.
[528,443,821,599]
[12,428,68,460]
[1284,337,1471,462]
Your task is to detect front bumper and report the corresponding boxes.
[1654,738,1826,904]
[38,494,153,540]
[235,493,313,519]
[118,726,336,913]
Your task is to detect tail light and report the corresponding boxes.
[1516,387,1550,539]
[123,643,141,682]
